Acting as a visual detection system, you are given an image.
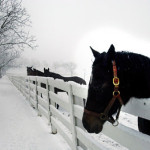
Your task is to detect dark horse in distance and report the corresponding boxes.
[27,67,86,89]
[44,68,86,85]
[27,67,45,76]
[27,67,45,88]
[27,67,86,108]
[44,68,86,108]
[82,45,150,135]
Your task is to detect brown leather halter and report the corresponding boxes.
[84,60,124,126]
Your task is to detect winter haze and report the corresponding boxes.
[20,0,150,79]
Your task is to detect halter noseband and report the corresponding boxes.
[84,60,124,126]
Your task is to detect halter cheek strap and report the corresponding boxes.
[84,60,124,126]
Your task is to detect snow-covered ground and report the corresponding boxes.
[0,76,139,150]
[0,76,71,150]
[58,95,138,150]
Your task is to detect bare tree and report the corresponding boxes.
[0,0,36,77]
[53,62,61,72]
[62,62,77,76]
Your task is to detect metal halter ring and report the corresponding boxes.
[113,90,120,96]
[112,120,119,126]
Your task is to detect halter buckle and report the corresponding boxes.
[113,77,119,86]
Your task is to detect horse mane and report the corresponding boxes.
[115,51,150,72]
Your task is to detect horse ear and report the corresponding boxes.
[44,68,45,71]
[48,68,49,71]
[90,46,100,58]
[107,44,115,61]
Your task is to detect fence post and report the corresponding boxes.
[28,77,32,106]
[19,77,22,93]
[25,77,28,100]
[48,80,57,134]
[68,84,78,150]
[35,77,38,111]
[22,76,25,97]
[46,78,51,125]
[19,77,23,93]
[36,77,42,116]
[17,77,20,91]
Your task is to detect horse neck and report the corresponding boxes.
[116,52,150,103]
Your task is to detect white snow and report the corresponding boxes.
[0,76,139,150]
[0,76,71,150]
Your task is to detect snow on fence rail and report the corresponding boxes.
[7,74,150,150]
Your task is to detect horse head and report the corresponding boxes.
[82,45,125,133]
[44,68,50,77]
[27,66,34,75]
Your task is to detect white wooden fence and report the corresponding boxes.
[7,74,150,150]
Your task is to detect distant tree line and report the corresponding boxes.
[0,0,36,78]
[53,61,77,76]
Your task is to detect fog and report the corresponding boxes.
[20,0,150,79]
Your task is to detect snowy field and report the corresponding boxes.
[0,76,71,150]
[58,95,138,150]
[0,76,139,150]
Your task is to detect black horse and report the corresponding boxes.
[44,68,65,94]
[63,76,86,85]
[44,68,63,79]
[44,68,86,108]
[27,67,44,76]
[27,67,86,91]
[44,68,86,85]
[27,67,46,88]
[27,67,35,76]
[82,45,150,135]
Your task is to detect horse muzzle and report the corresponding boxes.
[82,111,104,134]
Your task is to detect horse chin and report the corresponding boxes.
[82,112,104,134]
[89,125,103,134]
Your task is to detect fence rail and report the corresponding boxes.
[8,74,150,150]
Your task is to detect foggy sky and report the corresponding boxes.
[22,0,150,71]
